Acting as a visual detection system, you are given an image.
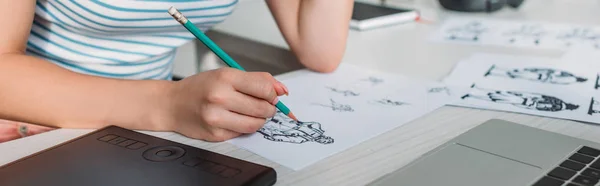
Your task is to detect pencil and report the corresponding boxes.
[168,6,298,121]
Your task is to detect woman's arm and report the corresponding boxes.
[0,0,172,131]
[0,1,288,142]
[266,0,353,73]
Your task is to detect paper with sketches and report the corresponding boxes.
[430,17,600,51]
[561,46,600,67]
[444,53,600,124]
[228,64,462,170]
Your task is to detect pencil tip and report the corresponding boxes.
[288,112,298,121]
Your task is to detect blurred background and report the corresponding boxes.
[171,0,600,80]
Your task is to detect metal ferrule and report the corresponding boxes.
[168,7,188,24]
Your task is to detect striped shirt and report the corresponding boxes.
[27,0,238,80]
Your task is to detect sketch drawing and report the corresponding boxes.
[258,111,334,144]
[371,99,410,107]
[313,99,354,112]
[502,24,547,45]
[428,87,452,95]
[594,75,600,89]
[461,84,579,112]
[588,97,600,115]
[446,21,488,41]
[361,76,384,86]
[484,65,588,84]
[556,27,600,47]
[326,86,360,96]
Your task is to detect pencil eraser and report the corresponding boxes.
[168,6,177,15]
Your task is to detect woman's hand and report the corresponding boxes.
[164,68,289,142]
[0,119,55,143]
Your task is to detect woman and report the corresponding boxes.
[0,0,353,142]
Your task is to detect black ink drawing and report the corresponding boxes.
[556,27,600,47]
[258,111,334,144]
[428,87,451,96]
[326,86,359,96]
[371,99,410,107]
[502,24,547,45]
[461,84,579,112]
[361,76,384,86]
[446,21,488,41]
[484,65,588,85]
[588,97,600,115]
[313,99,354,112]
[595,74,600,89]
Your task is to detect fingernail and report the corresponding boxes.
[278,81,289,96]
[271,96,279,105]
[274,85,286,96]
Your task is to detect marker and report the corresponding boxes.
[168,7,298,121]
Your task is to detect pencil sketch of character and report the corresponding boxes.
[556,27,600,47]
[361,76,384,86]
[461,84,579,112]
[428,87,452,96]
[595,74,600,89]
[484,65,588,85]
[371,98,410,107]
[588,97,600,115]
[502,24,547,45]
[313,99,354,112]
[258,111,334,144]
[446,21,488,41]
[326,86,360,96]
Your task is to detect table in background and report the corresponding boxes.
[3,0,600,185]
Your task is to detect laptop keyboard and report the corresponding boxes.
[533,146,600,186]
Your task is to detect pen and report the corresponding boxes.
[168,6,298,121]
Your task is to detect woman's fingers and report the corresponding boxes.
[274,80,289,96]
[0,120,55,143]
[224,91,277,118]
[21,123,55,136]
[204,129,241,142]
[204,109,267,134]
[0,123,20,143]
[232,72,287,102]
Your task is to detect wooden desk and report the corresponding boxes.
[3,0,600,185]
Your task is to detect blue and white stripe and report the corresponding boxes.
[28,0,238,80]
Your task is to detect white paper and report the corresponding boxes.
[561,46,600,67]
[444,53,600,124]
[228,64,461,170]
[430,17,600,51]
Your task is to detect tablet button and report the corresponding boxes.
[209,164,227,174]
[98,134,118,142]
[127,142,147,150]
[156,150,173,157]
[118,139,137,147]
[108,137,128,144]
[142,146,185,162]
[183,158,202,167]
[197,160,216,171]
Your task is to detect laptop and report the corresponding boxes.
[370,119,600,186]
[0,125,276,186]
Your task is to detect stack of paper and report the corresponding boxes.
[228,64,463,170]
[444,53,600,124]
[430,17,600,51]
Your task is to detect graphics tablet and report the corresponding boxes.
[0,125,276,186]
